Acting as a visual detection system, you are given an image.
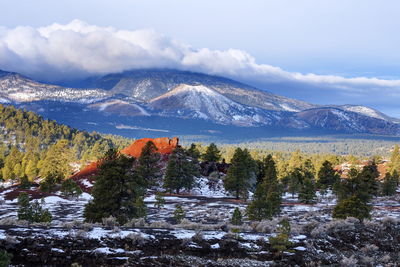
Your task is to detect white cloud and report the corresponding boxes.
[0,19,400,98]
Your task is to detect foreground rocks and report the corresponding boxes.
[0,217,400,266]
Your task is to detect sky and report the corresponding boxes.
[0,0,400,117]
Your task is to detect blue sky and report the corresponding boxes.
[1,0,400,116]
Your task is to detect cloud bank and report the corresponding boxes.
[0,20,399,115]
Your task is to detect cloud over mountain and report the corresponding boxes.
[0,20,399,115]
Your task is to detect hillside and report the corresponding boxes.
[0,104,132,181]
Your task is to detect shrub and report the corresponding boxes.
[0,250,12,267]
[126,232,146,245]
[340,255,358,267]
[102,216,119,227]
[61,179,82,198]
[17,193,52,223]
[231,208,243,225]
[173,204,185,223]
[149,221,172,229]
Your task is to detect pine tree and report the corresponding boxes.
[298,177,316,204]
[333,195,371,221]
[17,192,52,223]
[163,147,199,194]
[84,149,146,224]
[39,139,74,186]
[317,160,340,191]
[389,144,400,173]
[187,143,201,161]
[136,141,161,187]
[224,148,255,199]
[380,172,397,196]
[135,197,147,218]
[247,155,281,220]
[61,179,83,198]
[231,207,243,225]
[357,161,380,202]
[154,191,166,209]
[288,168,303,196]
[268,218,292,255]
[173,204,185,223]
[202,143,221,162]
[25,157,39,182]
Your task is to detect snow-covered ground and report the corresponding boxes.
[1,178,399,227]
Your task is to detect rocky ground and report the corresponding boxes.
[1,178,400,266]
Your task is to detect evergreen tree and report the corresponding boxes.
[333,195,371,221]
[231,207,243,225]
[268,218,292,255]
[202,143,221,162]
[298,177,316,204]
[25,157,39,182]
[40,139,74,185]
[357,161,380,202]
[247,155,281,220]
[173,204,185,223]
[61,179,83,198]
[288,168,303,196]
[17,192,52,223]
[154,191,166,209]
[135,197,147,218]
[187,143,201,161]
[0,250,11,267]
[380,172,397,196]
[317,160,340,191]
[389,144,400,173]
[84,149,146,224]
[224,148,255,199]
[136,141,161,187]
[163,147,199,194]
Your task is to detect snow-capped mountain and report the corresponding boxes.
[82,69,315,112]
[0,71,109,103]
[0,68,399,137]
[150,84,273,126]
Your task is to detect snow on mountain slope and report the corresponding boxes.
[296,107,400,135]
[0,72,109,103]
[88,99,150,116]
[149,84,275,126]
[86,69,315,112]
[338,105,400,123]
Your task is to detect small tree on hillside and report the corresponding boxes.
[202,143,221,162]
[224,148,255,199]
[163,147,199,194]
[231,207,243,225]
[136,141,161,187]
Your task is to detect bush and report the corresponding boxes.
[231,208,243,225]
[17,193,52,223]
[173,204,185,223]
[61,179,82,198]
[0,250,11,267]
[102,216,119,227]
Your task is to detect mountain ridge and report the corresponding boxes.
[0,68,399,138]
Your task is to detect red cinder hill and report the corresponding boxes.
[70,137,179,189]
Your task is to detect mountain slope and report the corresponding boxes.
[83,69,315,112]
[0,71,109,103]
[0,68,399,138]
